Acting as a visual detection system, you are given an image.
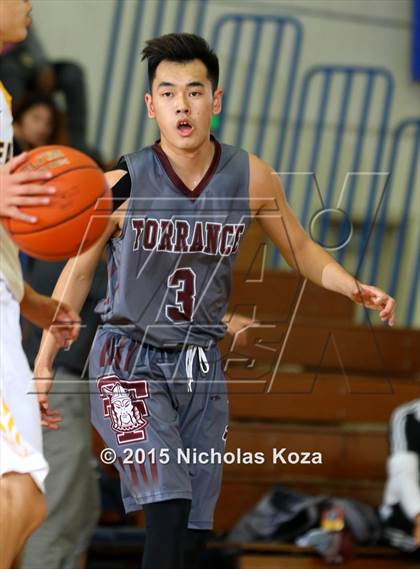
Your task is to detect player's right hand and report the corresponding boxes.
[33,363,63,430]
[0,152,56,223]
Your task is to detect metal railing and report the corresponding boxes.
[210,13,302,168]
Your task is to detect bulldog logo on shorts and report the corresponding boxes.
[97,375,149,444]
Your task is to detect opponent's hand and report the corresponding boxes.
[350,282,396,326]
[33,363,62,430]
[0,152,56,223]
[44,299,81,348]
[21,285,81,347]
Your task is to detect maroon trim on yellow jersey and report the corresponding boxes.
[152,135,221,200]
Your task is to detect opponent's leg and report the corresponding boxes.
[0,282,48,568]
[20,368,100,569]
[142,499,191,569]
[0,472,46,569]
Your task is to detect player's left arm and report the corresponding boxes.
[249,154,396,326]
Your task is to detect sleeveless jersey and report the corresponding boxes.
[97,137,250,348]
[0,82,24,302]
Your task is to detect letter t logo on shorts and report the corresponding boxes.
[97,375,150,444]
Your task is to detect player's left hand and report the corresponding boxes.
[225,312,255,348]
[33,363,63,430]
[40,406,63,430]
[350,282,396,326]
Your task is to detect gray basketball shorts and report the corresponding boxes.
[89,328,229,530]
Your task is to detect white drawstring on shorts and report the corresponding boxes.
[185,345,209,392]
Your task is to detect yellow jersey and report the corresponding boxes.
[0,81,24,302]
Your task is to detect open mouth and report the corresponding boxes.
[177,120,193,136]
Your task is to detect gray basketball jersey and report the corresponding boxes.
[97,136,250,348]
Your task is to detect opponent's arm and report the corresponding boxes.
[21,282,80,348]
[249,154,395,325]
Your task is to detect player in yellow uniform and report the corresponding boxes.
[0,2,80,567]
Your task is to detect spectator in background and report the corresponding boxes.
[20,259,106,569]
[0,26,88,152]
[13,92,66,153]
[380,399,420,555]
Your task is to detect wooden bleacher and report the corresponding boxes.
[211,265,420,568]
[237,548,420,569]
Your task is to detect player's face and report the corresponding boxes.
[145,59,222,151]
[0,0,32,44]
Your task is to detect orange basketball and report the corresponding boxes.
[2,145,112,261]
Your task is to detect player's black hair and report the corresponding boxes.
[141,33,219,92]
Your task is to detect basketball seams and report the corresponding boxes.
[43,164,101,181]
[11,184,111,236]
[16,164,101,184]
[14,192,111,260]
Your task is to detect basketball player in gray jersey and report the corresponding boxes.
[35,34,396,569]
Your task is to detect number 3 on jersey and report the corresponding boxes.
[166,268,197,322]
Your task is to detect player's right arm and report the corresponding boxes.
[0,152,56,223]
[34,169,128,426]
